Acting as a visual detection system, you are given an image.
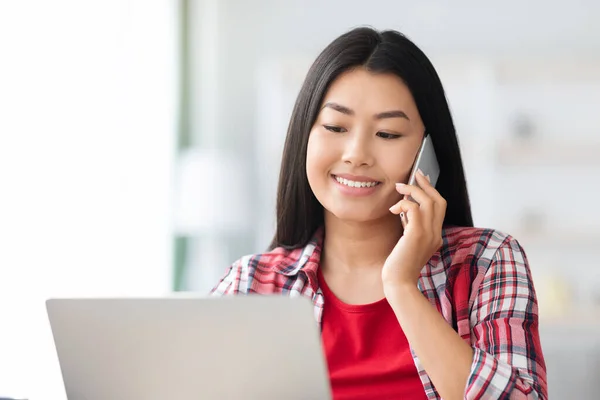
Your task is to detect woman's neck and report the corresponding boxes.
[321,212,403,273]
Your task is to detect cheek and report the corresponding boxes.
[306,132,335,181]
[306,134,324,194]
[382,148,417,184]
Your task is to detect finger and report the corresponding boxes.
[395,182,435,234]
[400,210,407,229]
[413,168,435,192]
[389,204,408,228]
[414,170,444,206]
[432,195,447,232]
[393,196,409,229]
[414,171,446,230]
[390,199,423,231]
[389,198,418,215]
[395,182,434,212]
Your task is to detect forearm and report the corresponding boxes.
[386,284,472,400]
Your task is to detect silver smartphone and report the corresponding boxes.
[407,134,440,188]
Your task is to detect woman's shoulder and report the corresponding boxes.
[440,225,527,271]
[210,244,314,295]
[234,244,311,273]
[442,225,518,248]
[434,226,533,309]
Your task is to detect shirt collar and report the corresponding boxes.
[271,227,323,278]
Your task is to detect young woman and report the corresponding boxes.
[211,27,547,400]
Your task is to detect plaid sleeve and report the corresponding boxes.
[466,237,548,400]
[209,257,248,296]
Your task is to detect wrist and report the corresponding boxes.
[384,282,425,323]
[383,279,420,297]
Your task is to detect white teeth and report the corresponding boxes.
[335,176,379,188]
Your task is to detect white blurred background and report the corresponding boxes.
[1,0,599,398]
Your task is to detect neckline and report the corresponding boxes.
[317,267,389,313]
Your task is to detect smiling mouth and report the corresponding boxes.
[332,175,381,188]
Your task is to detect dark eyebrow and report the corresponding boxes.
[322,102,410,121]
[375,110,410,121]
[322,102,354,115]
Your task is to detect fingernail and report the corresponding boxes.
[426,174,431,183]
[417,169,425,176]
[395,183,405,188]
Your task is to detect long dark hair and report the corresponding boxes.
[269,27,473,250]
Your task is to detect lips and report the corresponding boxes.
[332,175,381,188]
[330,174,382,197]
[333,173,381,183]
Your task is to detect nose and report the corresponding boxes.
[341,132,374,167]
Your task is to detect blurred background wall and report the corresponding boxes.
[1,0,599,398]
[0,1,177,398]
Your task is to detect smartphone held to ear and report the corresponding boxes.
[401,134,440,208]
[396,134,439,225]
[407,134,439,189]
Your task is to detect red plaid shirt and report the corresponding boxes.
[210,226,548,399]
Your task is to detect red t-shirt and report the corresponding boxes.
[318,268,428,400]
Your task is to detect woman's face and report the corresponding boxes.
[306,68,426,223]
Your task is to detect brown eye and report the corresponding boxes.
[323,125,347,133]
[376,131,401,139]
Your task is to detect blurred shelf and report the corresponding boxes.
[509,229,600,248]
[539,309,600,346]
[494,58,600,84]
[494,139,600,167]
[436,56,600,87]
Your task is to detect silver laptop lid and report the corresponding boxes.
[46,296,331,400]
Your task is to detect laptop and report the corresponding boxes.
[46,295,331,400]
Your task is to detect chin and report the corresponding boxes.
[326,206,385,224]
